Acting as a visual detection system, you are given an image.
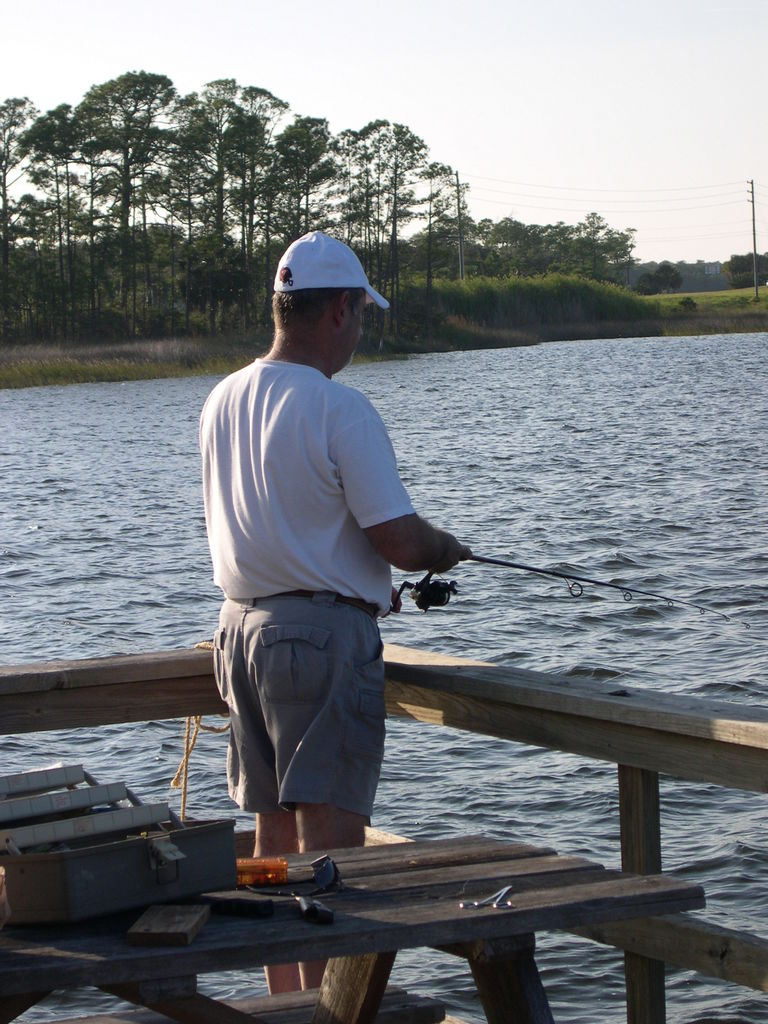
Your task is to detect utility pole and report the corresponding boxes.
[456,171,465,281]
[748,179,759,299]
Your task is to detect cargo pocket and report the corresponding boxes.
[257,624,332,705]
[344,645,386,760]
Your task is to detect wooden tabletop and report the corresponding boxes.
[0,835,704,1001]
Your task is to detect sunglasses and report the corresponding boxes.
[309,854,343,895]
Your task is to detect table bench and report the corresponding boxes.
[29,987,451,1024]
[0,835,704,1024]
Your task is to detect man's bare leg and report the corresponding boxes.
[294,803,367,989]
[254,810,301,994]
[296,803,366,852]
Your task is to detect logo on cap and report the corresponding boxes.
[279,266,293,287]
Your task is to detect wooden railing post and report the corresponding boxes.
[618,764,665,1024]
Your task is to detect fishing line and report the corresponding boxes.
[396,555,749,630]
[60,615,137,643]
[468,555,741,623]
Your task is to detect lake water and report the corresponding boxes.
[1,332,767,1022]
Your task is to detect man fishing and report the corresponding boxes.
[200,230,471,992]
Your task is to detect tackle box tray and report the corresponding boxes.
[0,765,236,924]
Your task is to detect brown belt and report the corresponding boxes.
[235,590,379,619]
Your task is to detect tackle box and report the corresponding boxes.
[0,764,237,924]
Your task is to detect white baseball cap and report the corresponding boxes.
[274,231,389,309]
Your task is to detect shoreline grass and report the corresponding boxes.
[0,337,270,389]
[1,291,766,390]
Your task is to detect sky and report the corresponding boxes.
[3,0,767,265]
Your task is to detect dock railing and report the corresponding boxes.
[2,641,768,1024]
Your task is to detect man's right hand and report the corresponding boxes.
[430,532,473,574]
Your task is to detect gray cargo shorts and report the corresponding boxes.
[212,593,386,818]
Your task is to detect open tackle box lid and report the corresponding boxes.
[0,764,236,923]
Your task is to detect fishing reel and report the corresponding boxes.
[394,572,458,613]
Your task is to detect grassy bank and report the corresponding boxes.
[0,337,271,390]
[649,286,768,336]
[2,281,766,389]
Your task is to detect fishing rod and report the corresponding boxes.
[395,554,748,629]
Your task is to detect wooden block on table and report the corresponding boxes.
[126,904,210,946]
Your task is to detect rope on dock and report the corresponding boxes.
[170,715,230,820]
[170,641,230,820]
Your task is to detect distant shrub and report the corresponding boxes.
[410,274,658,328]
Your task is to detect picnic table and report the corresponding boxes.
[0,835,704,1024]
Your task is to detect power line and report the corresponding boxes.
[641,219,752,232]
[467,193,745,215]
[460,173,761,259]
[469,185,742,205]
[462,174,745,195]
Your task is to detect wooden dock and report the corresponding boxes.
[2,642,768,1023]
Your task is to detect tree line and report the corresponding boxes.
[1,72,640,344]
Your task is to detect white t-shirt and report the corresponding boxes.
[200,359,415,613]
